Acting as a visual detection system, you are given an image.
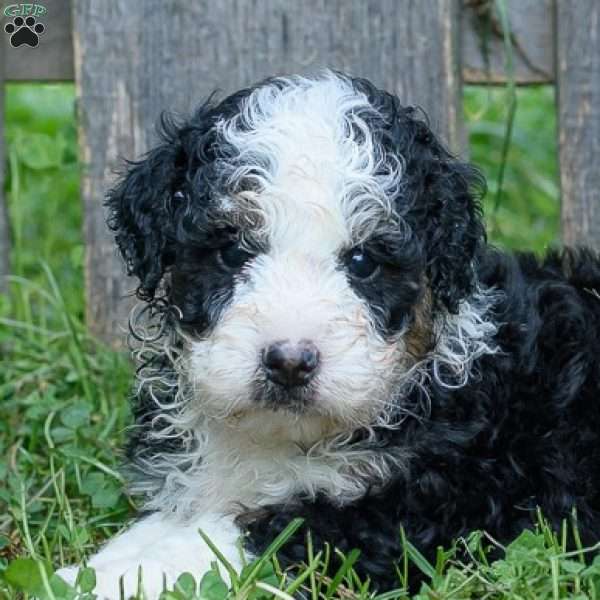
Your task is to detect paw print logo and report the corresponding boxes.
[4,16,45,48]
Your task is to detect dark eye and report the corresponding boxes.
[346,248,379,279]
[219,241,254,270]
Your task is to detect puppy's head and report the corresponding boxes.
[108,72,487,431]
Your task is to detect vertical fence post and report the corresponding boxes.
[393,0,465,153]
[72,3,137,346]
[557,0,600,249]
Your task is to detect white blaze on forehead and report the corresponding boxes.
[217,72,403,249]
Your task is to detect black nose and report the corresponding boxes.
[262,340,320,387]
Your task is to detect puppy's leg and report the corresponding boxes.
[57,512,245,600]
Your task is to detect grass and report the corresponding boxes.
[465,85,559,252]
[0,82,594,599]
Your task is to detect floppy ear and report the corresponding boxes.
[398,109,486,314]
[105,121,186,301]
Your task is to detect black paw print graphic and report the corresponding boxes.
[4,16,45,48]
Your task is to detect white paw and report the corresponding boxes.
[55,566,78,586]
[55,512,244,598]
[57,560,176,600]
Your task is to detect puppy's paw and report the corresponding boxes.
[55,566,79,586]
[57,560,175,600]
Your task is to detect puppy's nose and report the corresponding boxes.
[262,340,320,387]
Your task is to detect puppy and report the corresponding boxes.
[59,71,600,597]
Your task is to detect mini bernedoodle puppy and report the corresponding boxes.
[59,71,600,597]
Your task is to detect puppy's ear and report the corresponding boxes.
[106,119,186,301]
[399,109,486,314]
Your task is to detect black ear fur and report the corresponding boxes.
[351,77,486,313]
[397,108,486,314]
[424,155,486,314]
[105,117,186,301]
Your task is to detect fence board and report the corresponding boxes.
[3,1,556,85]
[557,0,600,249]
[2,0,73,82]
[72,0,464,344]
[462,0,554,85]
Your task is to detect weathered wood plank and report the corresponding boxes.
[2,0,73,82]
[5,1,555,85]
[462,0,554,85]
[0,42,10,293]
[72,0,464,344]
[557,0,600,249]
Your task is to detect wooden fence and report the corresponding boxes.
[0,0,599,346]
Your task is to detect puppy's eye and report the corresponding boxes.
[219,241,254,270]
[346,248,379,279]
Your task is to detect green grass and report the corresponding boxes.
[465,85,559,252]
[0,83,593,599]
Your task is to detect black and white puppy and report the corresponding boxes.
[59,71,600,597]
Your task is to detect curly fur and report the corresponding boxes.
[59,72,600,597]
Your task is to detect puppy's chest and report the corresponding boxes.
[188,434,399,512]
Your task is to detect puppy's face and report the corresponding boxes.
[109,73,484,431]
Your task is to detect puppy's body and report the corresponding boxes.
[246,248,600,588]
[58,73,600,597]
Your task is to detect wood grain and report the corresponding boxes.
[557,0,600,249]
[462,0,554,85]
[2,0,73,81]
[72,0,464,344]
[3,1,556,84]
